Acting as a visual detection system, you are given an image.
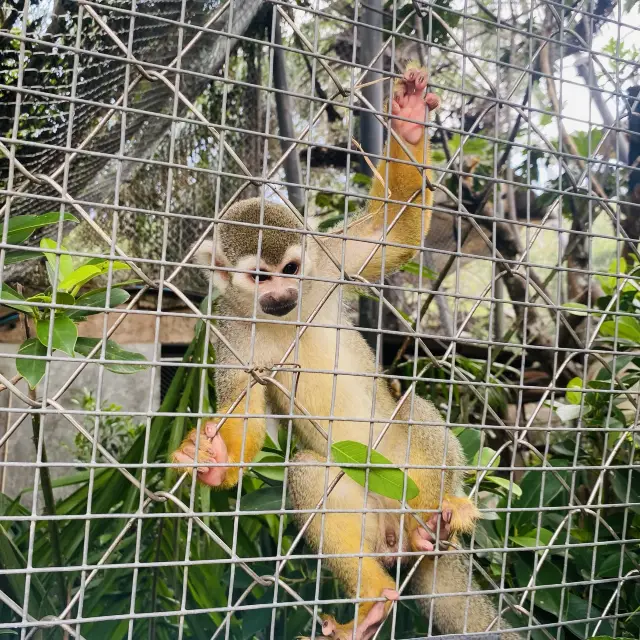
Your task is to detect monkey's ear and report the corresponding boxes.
[193,239,230,293]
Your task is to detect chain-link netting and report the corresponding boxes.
[0,0,639,638]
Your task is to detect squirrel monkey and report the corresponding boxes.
[173,65,521,640]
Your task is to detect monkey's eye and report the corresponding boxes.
[256,272,271,282]
[282,262,299,276]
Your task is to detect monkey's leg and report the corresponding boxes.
[411,552,522,640]
[395,397,481,541]
[289,451,398,640]
[172,379,266,489]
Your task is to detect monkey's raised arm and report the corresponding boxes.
[323,65,439,282]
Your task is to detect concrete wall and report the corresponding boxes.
[0,343,159,503]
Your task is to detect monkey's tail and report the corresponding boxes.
[412,552,523,640]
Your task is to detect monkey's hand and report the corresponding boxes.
[412,496,480,553]
[391,65,440,145]
[315,588,399,640]
[172,423,229,487]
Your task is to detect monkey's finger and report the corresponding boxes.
[393,85,408,106]
[195,464,227,487]
[411,526,435,552]
[391,99,401,115]
[209,432,228,463]
[180,442,214,461]
[424,92,440,111]
[427,510,452,542]
[172,450,207,474]
[185,428,213,446]
[204,420,220,438]
[173,449,228,486]
[406,68,418,83]
[414,71,428,92]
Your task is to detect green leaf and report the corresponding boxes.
[252,452,286,482]
[58,260,130,294]
[564,594,613,638]
[484,475,522,497]
[512,460,570,530]
[85,257,130,271]
[400,261,437,280]
[596,548,639,578]
[0,283,33,314]
[611,469,640,514]
[21,469,106,492]
[331,440,419,501]
[40,237,74,283]
[317,214,345,232]
[57,264,101,291]
[453,427,481,463]
[0,212,78,245]
[510,527,554,548]
[471,445,500,472]
[35,315,78,357]
[73,337,149,374]
[448,133,490,156]
[565,377,584,404]
[239,485,289,511]
[561,302,589,316]
[539,112,553,126]
[3,249,42,265]
[509,536,542,548]
[27,291,75,309]
[0,523,54,616]
[65,287,130,320]
[595,355,637,381]
[599,316,640,343]
[352,173,372,187]
[16,339,47,389]
[554,402,582,422]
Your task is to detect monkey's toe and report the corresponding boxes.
[443,495,480,533]
[412,511,452,553]
[320,615,338,637]
[319,589,398,640]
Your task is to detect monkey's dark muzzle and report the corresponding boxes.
[259,294,298,317]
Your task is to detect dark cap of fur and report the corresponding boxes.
[218,198,304,266]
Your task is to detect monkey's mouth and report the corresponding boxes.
[261,301,297,317]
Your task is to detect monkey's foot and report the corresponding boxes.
[171,423,228,486]
[411,509,452,553]
[319,589,399,640]
[391,66,440,145]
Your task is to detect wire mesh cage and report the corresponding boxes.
[0,0,639,638]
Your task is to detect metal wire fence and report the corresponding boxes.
[0,0,638,638]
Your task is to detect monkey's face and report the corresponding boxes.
[232,245,305,318]
[192,199,309,318]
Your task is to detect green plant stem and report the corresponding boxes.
[28,387,67,609]
[19,301,67,608]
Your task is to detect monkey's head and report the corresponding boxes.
[195,198,309,318]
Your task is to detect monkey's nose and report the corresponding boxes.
[259,292,298,317]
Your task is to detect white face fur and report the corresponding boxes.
[196,241,313,319]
